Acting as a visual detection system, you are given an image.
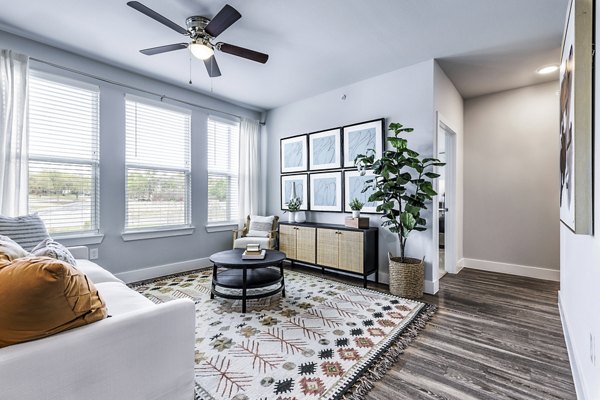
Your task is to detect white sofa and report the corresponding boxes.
[0,246,196,400]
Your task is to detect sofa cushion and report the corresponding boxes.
[0,213,50,251]
[95,282,154,316]
[0,257,107,348]
[0,235,29,263]
[31,238,77,266]
[76,259,123,284]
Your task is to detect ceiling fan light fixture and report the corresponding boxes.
[190,41,214,60]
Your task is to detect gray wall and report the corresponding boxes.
[0,30,262,276]
[463,81,559,269]
[559,4,600,397]
[265,60,438,285]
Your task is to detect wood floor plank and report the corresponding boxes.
[288,265,576,399]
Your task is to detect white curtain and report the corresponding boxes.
[0,50,29,216]
[238,118,261,226]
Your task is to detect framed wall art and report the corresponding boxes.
[343,118,385,168]
[559,0,593,234]
[309,171,342,212]
[344,169,382,214]
[280,174,309,211]
[309,128,342,170]
[280,134,308,173]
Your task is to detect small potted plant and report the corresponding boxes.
[286,197,302,223]
[349,198,364,218]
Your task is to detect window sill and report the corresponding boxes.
[205,223,238,233]
[52,232,105,246]
[121,226,195,242]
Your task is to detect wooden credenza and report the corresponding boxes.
[278,221,378,287]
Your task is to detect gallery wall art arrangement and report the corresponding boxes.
[279,118,384,214]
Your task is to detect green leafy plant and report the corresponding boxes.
[286,197,302,212]
[349,198,364,211]
[355,122,444,262]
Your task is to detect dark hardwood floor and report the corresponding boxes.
[290,265,576,400]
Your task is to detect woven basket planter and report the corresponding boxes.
[388,254,424,299]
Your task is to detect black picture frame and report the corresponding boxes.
[280,134,308,174]
[342,118,385,168]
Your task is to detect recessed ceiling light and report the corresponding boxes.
[536,64,559,74]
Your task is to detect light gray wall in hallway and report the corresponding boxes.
[463,81,559,269]
[265,60,437,284]
[0,30,262,275]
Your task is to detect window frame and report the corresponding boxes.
[123,94,193,236]
[27,70,101,238]
[206,115,240,228]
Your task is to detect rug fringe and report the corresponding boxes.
[340,303,438,400]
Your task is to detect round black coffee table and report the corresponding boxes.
[209,249,286,313]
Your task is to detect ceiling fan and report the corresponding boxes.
[127,1,269,77]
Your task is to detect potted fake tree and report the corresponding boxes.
[355,122,444,298]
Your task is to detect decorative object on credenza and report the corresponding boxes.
[280,134,308,173]
[344,169,382,214]
[309,171,342,212]
[343,118,385,168]
[285,196,302,223]
[344,216,369,229]
[308,128,342,170]
[348,198,364,218]
[280,174,308,211]
[355,122,444,298]
[559,0,593,235]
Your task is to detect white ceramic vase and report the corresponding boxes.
[294,211,306,223]
[352,210,361,218]
[288,212,296,223]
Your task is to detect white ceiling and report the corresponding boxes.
[0,0,568,110]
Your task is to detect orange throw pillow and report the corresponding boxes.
[0,257,107,348]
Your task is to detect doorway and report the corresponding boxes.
[434,113,457,286]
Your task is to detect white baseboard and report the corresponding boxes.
[558,291,589,399]
[378,271,389,285]
[116,257,212,284]
[462,258,559,281]
[455,258,465,274]
[424,279,439,295]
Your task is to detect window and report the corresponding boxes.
[125,96,191,231]
[207,116,239,225]
[28,73,100,235]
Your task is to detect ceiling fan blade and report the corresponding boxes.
[204,5,241,38]
[203,56,222,78]
[140,43,189,55]
[127,1,188,35]
[218,43,269,64]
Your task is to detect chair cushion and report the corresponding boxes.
[0,213,50,251]
[76,259,123,284]
[233,236,273,250]
[31,238,77,266]
[95,282,154,316]
[247,215,275,237]
[0,257,107,348]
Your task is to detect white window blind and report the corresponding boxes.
[207,116,239,224]
[125,97,191,230]
[28,73,100,234]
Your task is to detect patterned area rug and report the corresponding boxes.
[132,268,436,400]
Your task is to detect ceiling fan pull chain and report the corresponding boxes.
[189,52,193,85]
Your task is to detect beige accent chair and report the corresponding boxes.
[233,215,279,250]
